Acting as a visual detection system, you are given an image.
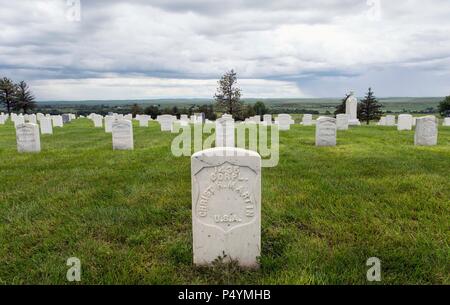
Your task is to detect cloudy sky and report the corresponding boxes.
[1,0,449,100]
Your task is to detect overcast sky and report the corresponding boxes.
[1,0,449,100]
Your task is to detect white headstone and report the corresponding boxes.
[346,92,360,125]
[137,115,151,127]
[93,115,103,128]
[336,114,349,131]
[14,115,25,128]
[385,115,396,126]
[27,114,37,124]
[276,114,294,130]
[215,117,235,147]
[415,116,438,146]
[112,120,134,150]
[397,114,413,131]
[316,117,337,147]
[262,114,272,126]
[16,123,41,153]
[158,115,175,132]
[191,147,261,268]
[52,116,63,127]
[301,114,313,126]
[40,117,53,135]
[104,116,115,133]
[443,118,450,126]
[378,117,386,126]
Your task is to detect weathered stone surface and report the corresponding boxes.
[316,117,337,147]
[191,147,261,268]
[16,123,41,153]
[104,116,115,133]
[397,114,413,131]
[346,92,360,125]
[112,120,134,150]
[301,114,313,126]
[158,115,176,132]
[336,114,349,131]
[276,114,294,130]
[385,115,396,126]
[52,116,64,127]
[215,117,235,147]
[415,116,438,146]
[40,117,53,135]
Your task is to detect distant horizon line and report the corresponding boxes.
[36,96,445,103]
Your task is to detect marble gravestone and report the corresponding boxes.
[52,116,63,127]
[385,115,396,126]
[443,118,450,126]
[191,147,261,268]
[158,115,175,132]
[345,92,360,126]
[0,115,5,125]
[27,114,37,124]
[276,114,294,130]
[415,116,438,146]
[14,116,25,128]
[378,117,386,126]
[62,114,71,124]
[93,115,103,128]
[16,123,41,153]
[336,114,349,131]
[138,115,151,127]
[215,117,235,147]
[301,114,313,126]
[397,114,413,131]
[104,116,115,133]
[262,114,272,126]
[112,120,134,150]
[40,117,53,135]
[316,117,337,147]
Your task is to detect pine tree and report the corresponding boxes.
[214,70,242,118]
[0,77,17,115]
[131,103,143,117]
[438,96,450,117]
[334,93,351,115]
[359,87,383,125]
[14,81,36,114]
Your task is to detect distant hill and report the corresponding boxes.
[36,97,443,106]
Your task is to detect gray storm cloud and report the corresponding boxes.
[0,0,449,100]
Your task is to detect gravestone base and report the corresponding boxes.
[348,119,361,126]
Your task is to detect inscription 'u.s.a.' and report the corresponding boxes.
[196,164,256,230]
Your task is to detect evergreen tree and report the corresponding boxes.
[359,87,383,124]
[0,77,17,114]
[438,96,450,117]
[334,93,351,115]
[214,70,242,118]
[253,101,268,117]
[144,105,161,119]
[15,81,36,114]
[131,103,143,117]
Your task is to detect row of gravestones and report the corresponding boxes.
[11,113,76,153]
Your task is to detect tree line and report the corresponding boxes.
[0,77,36,114]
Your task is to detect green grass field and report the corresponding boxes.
[0,119,449,284]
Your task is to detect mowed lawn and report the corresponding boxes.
[0,118,449,285]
